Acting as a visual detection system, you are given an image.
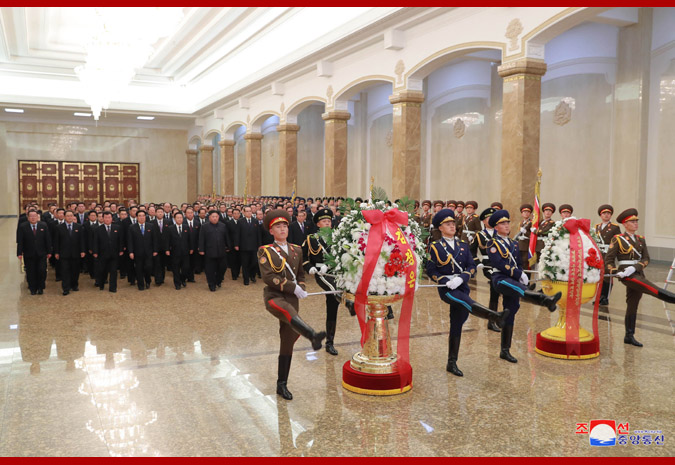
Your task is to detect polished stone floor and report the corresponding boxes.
[0,218,673,456]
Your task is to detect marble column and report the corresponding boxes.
[277,124,300,196]
[198,145,215,196]
[186,149,198,202]
[322,110,350,196]
[389,90,425,201]
[219,140,235,195]
[497,58,547,218]
[244,132,263,196]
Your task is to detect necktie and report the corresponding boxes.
[248,219,251,225]
[68,224,72,235]
[159,221,163,232]
[178,225,182,235]
[141,224,145,236]
[107,225,111,236]
[300,223,304,233]
[188,220,192,230]
[32,224,36,236]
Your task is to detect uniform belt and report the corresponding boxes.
[598,245,609,253]
[617,260,638,266]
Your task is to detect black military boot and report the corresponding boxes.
[624,313,643,347]
[499,325,518,363]
[487,287,502,332]
[469,302,510,329]
[325,320,338,356]
[386,306,395,320]
[276,355,293,400]
[523,290,562,312]
[345,300,356,316]
[290,315,326,350]
[446,334,463,377]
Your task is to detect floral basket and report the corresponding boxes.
[318,191,426,296]
[537,217,604,283]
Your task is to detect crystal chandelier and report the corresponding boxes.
[75,8,183,120]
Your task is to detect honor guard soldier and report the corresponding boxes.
[486,210,562,363]
[516,204,534,269]
[454,201,465,239]
[419,200,433,245]
[460,201,480,244]
[302,207,354,356]
[430,200,445,242]
[594,204,621,306]
[559,204,573,219]
[469,207,503,332]
[605,209,675,347]
[446,200,457,212]
[534,203,556,262]
[426,209,509,377]
[259,210,326,400]
[490,201,503,210]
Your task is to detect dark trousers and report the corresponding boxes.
[264,290,301,356]
[193,253,204,274]
[96,257,118,291]
[492,276,523,326]
[134,255,153,288]
[24,255,47,292]
[205,256,227,287]
[171,253,191,287]
[153,255,165,284]
[228,250,241,280]
[59,257,80,292]
[439,287,473,337]
[600,277,612,301]
[621,274,675,333]
[240,250,256,283]
[86,253,96,279]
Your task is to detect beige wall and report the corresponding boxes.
[0,121,187,214]
[260,130,279,196]
[369,114,393,196]
[234,135,246,196]
[296,105,325,197]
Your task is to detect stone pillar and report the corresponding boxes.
[322,110,350,196]
[186,149,198,202]
[277,124,300,196]
[198,145,214,197]
[389,90,425,201]
[244,132,263,196]
[497,58,547,218]
[219,140,235,195]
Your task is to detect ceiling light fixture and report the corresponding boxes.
[74,112,92,117]
[136,116,155,120]
[4,108,24,113]
[75,8,183,121]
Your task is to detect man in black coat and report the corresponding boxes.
[127,210,157,290]
[288,210,309,246]
[184,207,200,280]
[165,211,192,290]
[237,206,261,285]
[226,208,242,281]
[198,210,231,292]
[82,210,99,280]
[149,208,172,285]
[54,211,85,295]
[92,212,124,292]
[17,210,52,295]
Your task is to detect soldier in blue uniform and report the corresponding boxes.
[469,207,502,332]
[486,210,562,363]
[426,209,509,377]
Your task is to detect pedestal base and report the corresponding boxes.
[535,333,600,360]
[342,361,412,396]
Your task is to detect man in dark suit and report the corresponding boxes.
[92,212,124,292]
[238,206,260,285]
[165,211,192,290]
[54,210,85,295]
[76,202,87,225]
[226,208,241,281]
[288,210,309,246]
[184,207,200,280]
[17,210,52,295]
[127,210,157,290]
[198,210,231,291]
[83,210,99,280]
[149,208,171,286]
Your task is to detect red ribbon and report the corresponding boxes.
[355,208,415,390]
[563,218,601,357]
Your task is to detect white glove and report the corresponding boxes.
[520,227,527,234]
[294,285,308,299]
[519,273,529,285]
[620,266,636,278]
[477,263,485,270]
[446,277,463,290]
[309,267,318,275]
[530,227,537,233]
[319,264,328,275]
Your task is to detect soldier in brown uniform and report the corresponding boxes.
[516,204,533,269]
[258,210,326,400]
[594,204,622,306]
[430,200,445,242]
[419,200,433,245]
[559,204,573,219]
[490,201,503,210]
[460,201,481,244]
[605,208,675,347]
[454,201,465,239]
[534,203,556,261]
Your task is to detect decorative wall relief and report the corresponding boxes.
[280,102,285,114]
[453,118,466,139]
[554,99,572,126]
[505,19,524,52]
[326,85,334,102]
[386,129,393,147]
[395,60,405,85]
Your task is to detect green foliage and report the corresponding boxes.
[397,196,416,214]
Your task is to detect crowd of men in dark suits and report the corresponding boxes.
[16,195,344,296]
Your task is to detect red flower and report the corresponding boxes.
[585,248,603,269]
